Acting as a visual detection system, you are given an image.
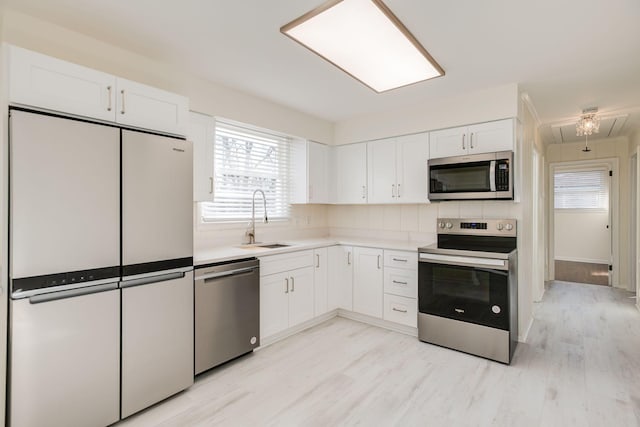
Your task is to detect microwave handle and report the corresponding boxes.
[490,160,496,192]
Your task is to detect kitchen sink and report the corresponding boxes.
[237,243,291,249]
[256,243,290,249]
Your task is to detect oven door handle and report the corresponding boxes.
[419,253,508,271]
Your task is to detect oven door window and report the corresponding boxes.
[430,161,491,193]
[418,262,509,330]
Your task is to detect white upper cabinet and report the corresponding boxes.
[367,133,429,204]
[115,78,188,136]
[291,140,330,204]
[8,45,189,136]
[333,143,368,204]
[367,138,397,204]
[397,133,430,203]
[187,112,215,202]
[9,45,117,122]
[429,119,514,159]
[467,119,514,154]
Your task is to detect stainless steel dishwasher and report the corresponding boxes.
[194,258,260,374]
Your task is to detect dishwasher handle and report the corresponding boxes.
[29,282,119,304]
[120,271,185,289]
[195,266,258,282]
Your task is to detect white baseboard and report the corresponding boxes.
[337,309,418,337]
[258,308,419,349]
[518,316,534,343]
[258,310,338,349]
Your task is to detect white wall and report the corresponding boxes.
[554,211,610,263]
[546,136,631,289]
[333,83,519,144]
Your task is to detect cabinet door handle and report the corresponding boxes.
[316,254,320,268]
[462,133,466,150]
[362,185,366,199]
[107,85,112,111]
[392,280,408,285]
[377,255,381,269]
[290,277,295,292]
[347,252,351,265]
[397,183,401,198]
[285,278,289,294]
[209,177,214,194]
[120,89,126,115]
[392,307,408,313]
[470,132,474,149]
[392,258,408,263]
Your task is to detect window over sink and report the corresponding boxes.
[200,120,291,222]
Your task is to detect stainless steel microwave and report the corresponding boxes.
[428,151,513,201]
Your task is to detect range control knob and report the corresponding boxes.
[445,222,453,229]
[505,223,514,231]
[438,222,446,229]
[492,305,501,314]
[496,223,504,231]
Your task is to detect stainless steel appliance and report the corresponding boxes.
[120,129,194,418]
[195,258,260,375]
[9,110,121,427]
[418,218,518,364]
[9,109,195,425]
[428,151,513,200]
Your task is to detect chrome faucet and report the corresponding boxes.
[245,189,268,244]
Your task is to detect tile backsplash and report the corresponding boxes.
[328,201,520,243]
[194,201,519,250]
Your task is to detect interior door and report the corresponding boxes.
[10,110,120,279]
[122,130,193,268]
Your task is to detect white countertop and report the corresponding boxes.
[194,237,434,266]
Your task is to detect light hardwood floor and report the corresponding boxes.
[118,281,640,427]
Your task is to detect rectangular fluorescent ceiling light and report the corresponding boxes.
[280,0,444,93]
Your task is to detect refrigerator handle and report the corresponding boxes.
[29,282,118,304]
[120,271,185,289]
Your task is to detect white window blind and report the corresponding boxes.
[201,121,291,222]
[554,169,609,210]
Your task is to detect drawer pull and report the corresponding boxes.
[392,258,408,262]
[285,278,289,294]
[392,307,408,313]
[392,280,408,285]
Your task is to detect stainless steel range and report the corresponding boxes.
[418,218,518,364]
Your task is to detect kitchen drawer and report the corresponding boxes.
[384,250,417,269]
[383,294,417,328]
[259,250,314,276]
[384,267,417,299]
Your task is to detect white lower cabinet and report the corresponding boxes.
[382,250,418,327]
[328,245,353,311]
[288,267,315,326]
[383,294,418,327]
[314,247,329,316]
[353,247,384,318]
[260,251,315,339]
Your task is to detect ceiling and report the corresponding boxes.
[4,0,640,140]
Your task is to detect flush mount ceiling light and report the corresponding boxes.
[280,0,445,93]
[576,107,600,152]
